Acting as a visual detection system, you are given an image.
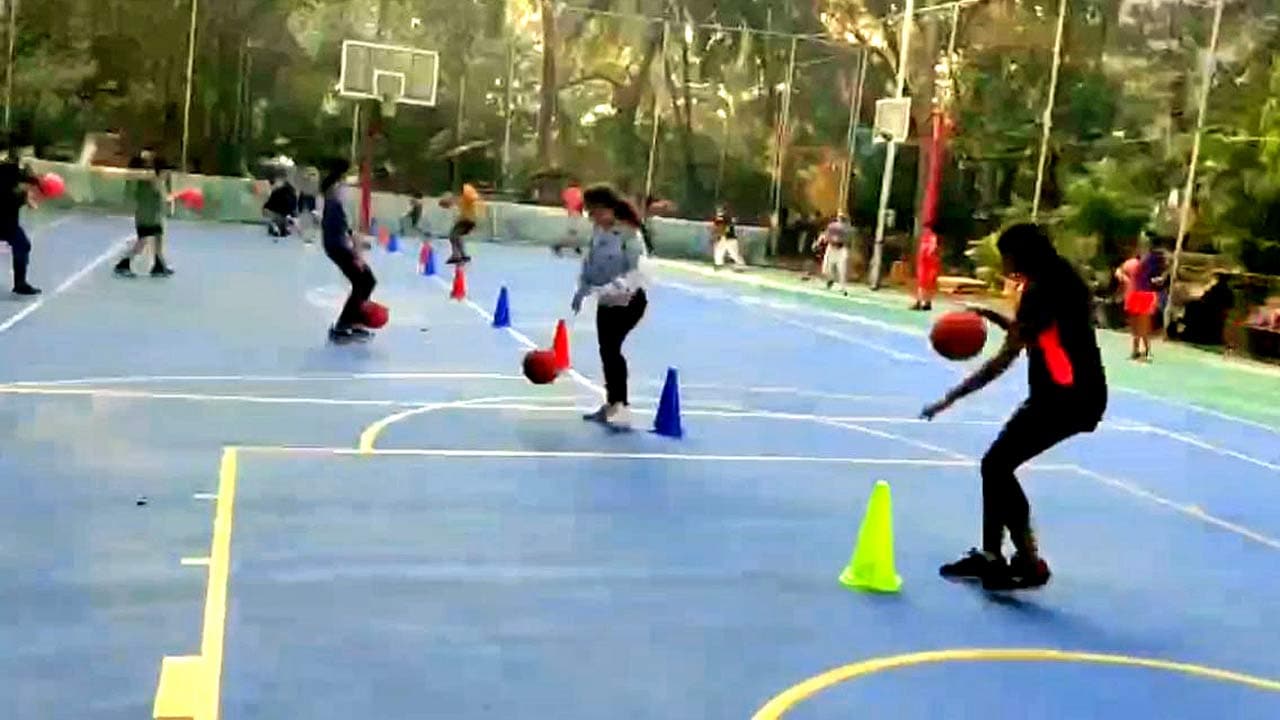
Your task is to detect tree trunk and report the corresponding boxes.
[536,0,558,171]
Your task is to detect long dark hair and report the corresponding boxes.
[997,222,1058,277]
[583,184,643,228]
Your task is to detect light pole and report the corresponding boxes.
[1166,0,1225,329]
[1030,0,1069,220]
[868,0,915,289]
[180,0,199,172]
[3,0,18,133]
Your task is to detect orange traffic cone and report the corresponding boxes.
[552,319,571,370]
[450,266,467,300]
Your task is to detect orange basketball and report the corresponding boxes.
[522,349,560,385]
[361,300,390,329]
[930,311,987,361]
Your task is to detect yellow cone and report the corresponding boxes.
[838,480,902,593]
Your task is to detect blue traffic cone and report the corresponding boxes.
[492,286,511,328]
[387,234,399,253]
[422,244,437,276]
[653,367,683,438]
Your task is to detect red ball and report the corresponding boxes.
[930,311,987,361]
[522,349,560,385]
[361,300,389,329]
[37,173,66,199]
[177,187,205,211]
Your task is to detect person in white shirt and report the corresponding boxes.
[711,206,745,270]
[571,184,649,431]
[820,214,852,295]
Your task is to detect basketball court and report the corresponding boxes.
[1,209,1279,719]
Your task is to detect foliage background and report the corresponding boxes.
[9,0,1280,275]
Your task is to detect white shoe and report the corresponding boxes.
[604,404,632,431]
[582,404,610,423]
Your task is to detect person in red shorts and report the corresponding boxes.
[1117,236,1165,362]
[911,227,941,311]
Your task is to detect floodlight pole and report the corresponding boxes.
[3,0,17,133]
[180,0,199,172]
[1030,0,1068,221]
[837,48,869,217]
[644,22,669,201]
[500,40,515,190]
[769,35,798,255]
[1166,0,1225,330]
[868,0,915,289]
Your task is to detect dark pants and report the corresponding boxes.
[596,289,647,405]
[2,225,30,288]
[981,400,1099,557]
[324,243,376,329]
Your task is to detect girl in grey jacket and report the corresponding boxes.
[572,185,648,430]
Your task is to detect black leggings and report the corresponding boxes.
[596,289,647,405]
[324,244,376,329]
[3,226,30,287]
[982,401,1096,556]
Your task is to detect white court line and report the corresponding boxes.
[1117,387,1280,437]
[1068,465,1280,551]
[4,372,526,386]
[430,274,606,397]
[0,221,123,334]
[193,492,217,501]
[657,278,927,362]
[180,557,211,566]
[1136,424,1280,474]
[246,444,977,466]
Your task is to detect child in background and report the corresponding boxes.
[819,214,852,295]
[447,183,481,264]
[0,155,41,295]
[572,185,648,431]
[114,156,175,278]
[1121,235,1166,362]
[711,206,745,271]
[400,191,427,239]
[296,167,320,244]
[263,175,298,240]
[554,179,586,256]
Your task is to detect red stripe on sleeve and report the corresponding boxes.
[1038,325,1075,386]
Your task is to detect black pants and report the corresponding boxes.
[2,226,30,288]
[981,400,1099,556]
[596,289,647,405]
[324,244,376,329]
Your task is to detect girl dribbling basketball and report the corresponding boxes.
[571,185,648,431]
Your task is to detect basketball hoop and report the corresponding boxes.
[373,70,405,118]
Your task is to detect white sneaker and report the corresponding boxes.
[582,404,610,423]
[604,404,632,431]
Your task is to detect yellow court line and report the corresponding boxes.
[153,447,238,720]
[200,447,238,720]
[753,647,1280,719]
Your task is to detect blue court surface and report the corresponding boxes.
[2,213,1279,719]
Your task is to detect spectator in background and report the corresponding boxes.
[0,154,41,295]
[711,205,746,271]
[819,214,852,295]
[554,178,586,257]
[263,175,298,240]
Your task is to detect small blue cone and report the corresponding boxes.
[387,234,399,253]
[653,367,683,438]
[492,286,511,328]
[423,246,437,276]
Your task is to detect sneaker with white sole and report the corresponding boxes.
[604,404,632,431]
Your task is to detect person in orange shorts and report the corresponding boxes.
[1117,236,1165,362]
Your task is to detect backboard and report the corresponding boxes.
[873,97,911,143]
[339,40,440,112]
